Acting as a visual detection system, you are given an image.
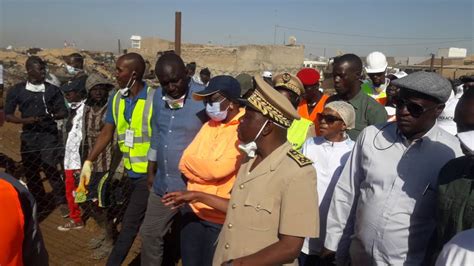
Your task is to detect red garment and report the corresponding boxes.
[65,170,82,223]
[297,94,329,135]
[0,179,24,266]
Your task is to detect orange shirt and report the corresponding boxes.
[297,94,329,136]
[0,179,24,266]
[179,108,244,224]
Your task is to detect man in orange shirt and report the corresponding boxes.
[0,172,49,266]
[170,75,244,266]
[296,68,329,133]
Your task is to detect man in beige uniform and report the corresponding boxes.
[213,76,319,266]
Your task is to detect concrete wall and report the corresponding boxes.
[130,37,304,76]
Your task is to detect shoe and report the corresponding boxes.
[57,220,84,231]
[59,204,70,218]
[88,236,105,250]
[90,240,113,260]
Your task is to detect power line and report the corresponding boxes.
[303,39,473,48]
[276,25,473,40]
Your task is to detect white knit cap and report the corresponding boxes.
[325,101,356,129]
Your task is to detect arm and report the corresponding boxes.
[231,234,304,266]
[86,123,115,162]
[162,191,229,213]
[50,85,68,120]
[367,100,388,125]
[182,154,241,182]
[5,114,40,124]
[146,91,161,189]
[324,130,365,254]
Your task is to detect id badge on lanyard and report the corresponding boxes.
[125,128,134,148]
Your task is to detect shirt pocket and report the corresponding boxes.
[243,194,274,231]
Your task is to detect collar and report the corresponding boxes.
[347,89,365,109]
[321,134,351,147]
[122,82,148,100]
[397,122,441,147]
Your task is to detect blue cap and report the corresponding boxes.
[193,75,241,101]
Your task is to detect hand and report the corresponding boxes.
[80,160,93,185]
[161,191,198,209]
[23,116,42,124]
[320,247,336,259]
[147,173,154,190]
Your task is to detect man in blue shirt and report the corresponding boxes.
[80,53,153,265]
[140,53,206,265]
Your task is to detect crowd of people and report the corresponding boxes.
[0,49,473,266]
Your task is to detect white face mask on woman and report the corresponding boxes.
[238,119,269,158]
[206,98,229,122]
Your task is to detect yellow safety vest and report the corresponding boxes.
[112,87,154,173]
[287,118,314,150]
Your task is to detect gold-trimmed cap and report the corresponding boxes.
[272,72,305,96]
[239,76,300,128]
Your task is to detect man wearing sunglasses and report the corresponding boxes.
[323,71,463,265]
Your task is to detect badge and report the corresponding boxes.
[125,129,135,148]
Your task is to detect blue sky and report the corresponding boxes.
[1,0,472,57]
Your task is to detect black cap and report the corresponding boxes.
[61,77,86,93]
[193,75,241,101]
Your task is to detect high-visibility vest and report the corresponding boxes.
[112,87,155,174]
[362,81,387,105]
[287,118,314,150]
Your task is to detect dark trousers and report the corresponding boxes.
[298,252,334,266]
[21,132,65,206]
[106,177,149,266]
[180,208,222,266]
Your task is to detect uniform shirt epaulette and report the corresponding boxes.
[287,149,313,167]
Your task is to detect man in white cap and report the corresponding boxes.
[322,71,463,265]
[362,51,390,105]
[434,87,474,262]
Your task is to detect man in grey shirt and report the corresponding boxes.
[322,71,463,265]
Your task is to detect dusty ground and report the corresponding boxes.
[0,122,142,266]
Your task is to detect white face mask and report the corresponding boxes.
[162,94,186,109]
[206,98,228,122]
[119,73,136,97]
[238,119,269,158]
[65,64,79,75]
[25,81,45,93]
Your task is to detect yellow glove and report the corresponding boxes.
[75,177,87,203]
[80,160,93,185]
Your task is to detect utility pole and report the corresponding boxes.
[273,25,277,45]
[118,39,121,55]
[175,11,182,56]
[429,53,435,72]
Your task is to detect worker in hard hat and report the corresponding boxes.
[362,51,390,105]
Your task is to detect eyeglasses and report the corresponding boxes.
[394,97,439,117]
[318,114,343,124]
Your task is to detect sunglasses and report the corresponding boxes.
[318,114,343,124]
[394,97,439,117]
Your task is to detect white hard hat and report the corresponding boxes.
[365,51,388,73]
[262,71,272,78]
